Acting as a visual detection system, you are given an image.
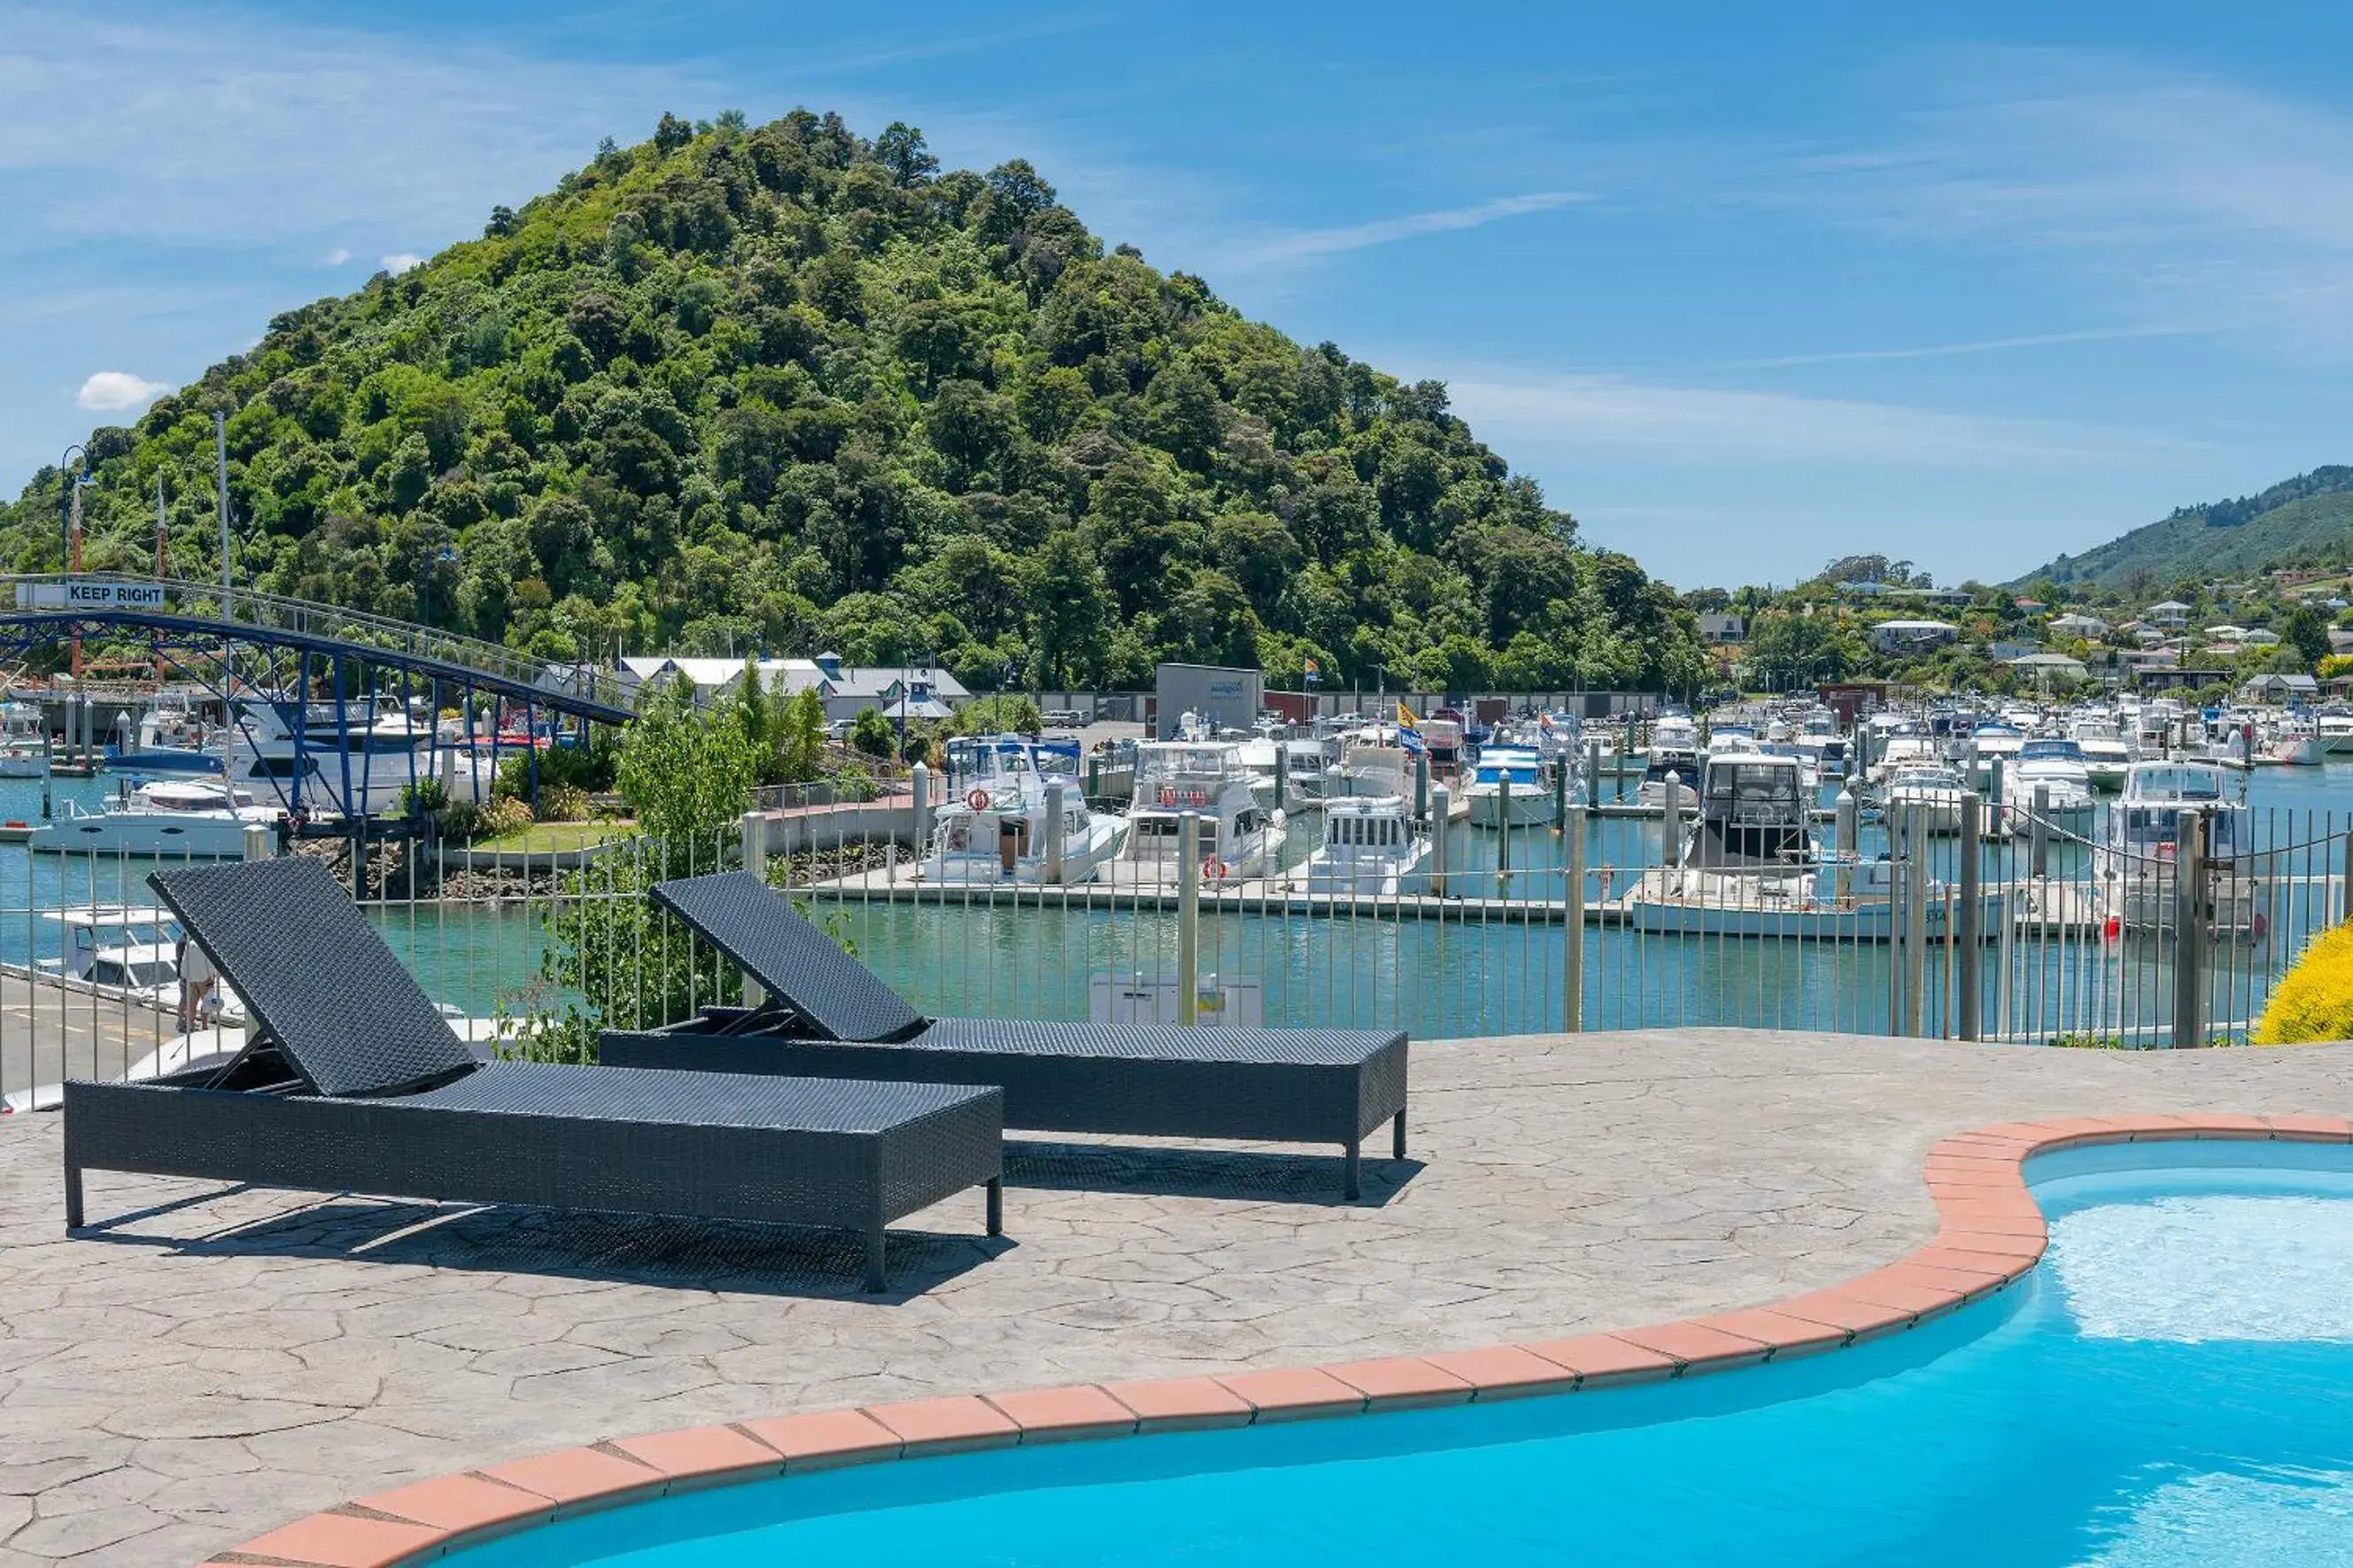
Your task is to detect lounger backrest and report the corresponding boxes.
[150,857,476,1098]
[650,871,927,1042]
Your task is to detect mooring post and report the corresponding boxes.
[2030,783,2051,879]
[1833,787,1857,905]
[1429,784,1450,897]
[739,810,769,1008]
[909,761,931,863]
[1664,771,1683,868]
[1414,751,1429,824]
[2172,807,2207,1048]
[1585,738,1601,809]
[1906,802,1930,1036]
[1273,745,1288,813]
[1562,804,1586,1032]
[1176,810,1201,1024]
[1043,779,1068,885]
[1957,789,1982,1040]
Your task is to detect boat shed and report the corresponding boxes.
[1151,663,1264,738]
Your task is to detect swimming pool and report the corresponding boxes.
[445,1141,2353,1567]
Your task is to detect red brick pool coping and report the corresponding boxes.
[202,1112,2353,1567]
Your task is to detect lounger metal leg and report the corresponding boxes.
[863,1224,887,1294]
[64,1162,83,1231]
[985,1178,1003,1237]
[1392,1109,1407,1161]
[1343,1139,1361,1201]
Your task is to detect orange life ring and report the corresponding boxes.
[966,788,991,810]
[1204,857,1229,882]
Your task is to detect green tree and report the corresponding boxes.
[2281,603,2330,669]
[616,678,760,860]
[848,707,895,757]
[776,686,828,784]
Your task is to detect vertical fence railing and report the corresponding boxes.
[8,784,2353,1112]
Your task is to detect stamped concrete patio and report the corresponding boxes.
[4,1027,2350,1567]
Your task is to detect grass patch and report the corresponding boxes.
[468,821,634,854]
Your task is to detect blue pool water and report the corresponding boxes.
[453,1146,2353,1567]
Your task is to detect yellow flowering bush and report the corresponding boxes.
[2252,923,2353,1044]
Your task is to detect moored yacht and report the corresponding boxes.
[921,736,1126,884]
[1883,761,1969,836]
[1290,795,1429,897]
[2007,737,2097,838]
[1464,745,1553,828]
[2098,760,2261,933]
[27,777,281,857]
[1111,740,1285,885]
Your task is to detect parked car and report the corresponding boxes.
[1041,708,1085,729]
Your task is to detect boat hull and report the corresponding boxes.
[1466,787,1554,828]
[27,814,266,857]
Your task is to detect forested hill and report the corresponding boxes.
[3,110,1705,696]
[2017,467,2353,591]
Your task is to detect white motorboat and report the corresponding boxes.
[0,699,49,778]
[219,695,439,817]
[28,777,282,857]
[2007,738,2098,838]
[1111,741,1284,885]
[2097,761,2262,934]
[1637,738,1694,808]
[1290,795,1429,897]
[1623,753,1998,938]
[2317,707,2353,756]
[2255,713,2327,767]
[1683,752,1815,874]
[1883,761,1969,836]
[1463,745,1553,828]
[922,736,1126,884]
[2070,717,2133,791]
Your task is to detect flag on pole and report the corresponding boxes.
[1302,657,1321,685]
[1395,701,1425,753]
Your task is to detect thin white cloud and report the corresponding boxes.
[1724,321,2215,369]
[1228,192,1587,267]
[325,247,350,265]
[75,370,168,411]
[1791,50,2353,351]
[381,253,423,275]
[0,5,716,251]
[1437,368,2170,467]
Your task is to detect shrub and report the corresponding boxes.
[2253,923,2353,1044]
[437,799,483,841]
[848,707,895,758]
[401,776,451,815]
[536,782,591,823]
[476,796,536,840]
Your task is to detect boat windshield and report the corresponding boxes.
[2127,767,2224,802]
[1328,814,1405,847]
[1703,762,1800,822]
[2019,739,2085,761]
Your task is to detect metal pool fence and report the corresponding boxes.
[3,783,2348,1108]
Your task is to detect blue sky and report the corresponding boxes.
[7,1,2353,588]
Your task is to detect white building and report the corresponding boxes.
[617,653,971,720]
[1863,619,1960,653]
[2047,612,2108,637]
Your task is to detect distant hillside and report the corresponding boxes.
[4,109,1705,697]
[2018,467,2353,590]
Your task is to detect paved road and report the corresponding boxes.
[0,1029,2349,1564]
[0,975,205,1110]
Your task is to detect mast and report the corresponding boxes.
[214,410,234,708]
[155,474,168,684]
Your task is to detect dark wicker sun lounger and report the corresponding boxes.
[62,858,1003,1291]
[597,871,1409,1199]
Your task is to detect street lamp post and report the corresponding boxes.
[58,444,96,681]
